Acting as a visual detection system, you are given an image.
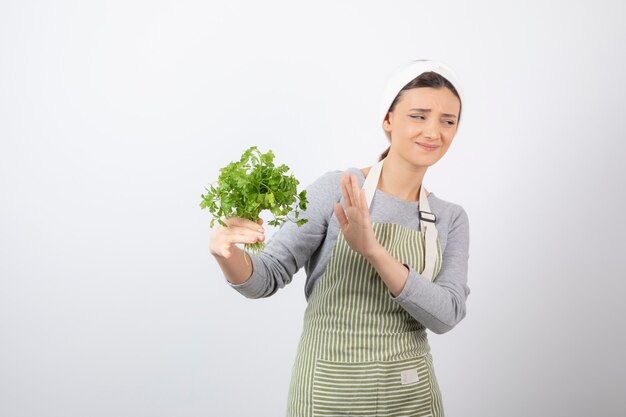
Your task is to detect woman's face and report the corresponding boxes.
[383,86,460,167]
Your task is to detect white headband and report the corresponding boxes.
[379,59,464,141]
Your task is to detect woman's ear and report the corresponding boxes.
[383,113,392,132]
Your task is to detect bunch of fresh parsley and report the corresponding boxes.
[200,146,309,255]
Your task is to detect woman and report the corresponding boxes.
[210,59,470,417]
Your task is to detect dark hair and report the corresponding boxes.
[378,71,462,161]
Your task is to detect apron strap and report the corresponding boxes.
[362,158,439,281]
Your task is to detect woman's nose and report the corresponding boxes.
[423,124,441,140]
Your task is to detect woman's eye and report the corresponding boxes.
[410,115,455,126]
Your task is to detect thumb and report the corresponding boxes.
[334,202,348,230]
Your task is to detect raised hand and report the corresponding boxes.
[333,171,381,258]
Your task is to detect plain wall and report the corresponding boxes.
[1,0,625,416]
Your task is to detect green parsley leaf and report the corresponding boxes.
[200,146,309,255]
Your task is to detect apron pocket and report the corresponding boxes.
[312,356,432,416]
[312,358,379,416]
[376,356,432,416]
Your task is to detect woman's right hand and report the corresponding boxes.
[209,216,265,259]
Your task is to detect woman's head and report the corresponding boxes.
[378,61,463,165]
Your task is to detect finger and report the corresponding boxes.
[227,232,263,244]
[231,223,265,237]
[341,171,352,208]
[343,170,353,207]
[225,216,246,227]
[227,216,264,232]
[359,187,369,215]
[351,174,362,211]
[224,223,264,240]
[334,202,348,230]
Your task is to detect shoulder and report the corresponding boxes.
[305,168,363,206]
[308,169,345,191]
[429,193,466,215]
[429,193,468,221]
[428,193,470,238]
[309,167,363,190]
[311,168,470,226]
[301,169,346,210]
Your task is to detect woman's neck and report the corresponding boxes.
[362,154,428,202]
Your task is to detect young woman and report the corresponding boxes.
[210,59,470,417]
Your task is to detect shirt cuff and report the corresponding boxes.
[388,262,425,303]
[226,252,267,298]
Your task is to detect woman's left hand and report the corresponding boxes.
[334,171,381,258]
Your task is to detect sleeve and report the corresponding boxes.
[226,170,340,299]
[387,204,471,334]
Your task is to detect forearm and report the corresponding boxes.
[213,245,254,285]
[363,244,410,298]
[363,241,470,335]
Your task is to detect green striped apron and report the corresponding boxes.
[286,160,445,417]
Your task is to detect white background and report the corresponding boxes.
[1,0,625,416]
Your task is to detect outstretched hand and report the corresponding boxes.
[334,170,381,258]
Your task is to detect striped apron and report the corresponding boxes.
[286,160,445,417]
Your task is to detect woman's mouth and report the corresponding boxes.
[415,142,440,152]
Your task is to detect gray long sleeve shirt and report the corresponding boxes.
[227,167,471,334]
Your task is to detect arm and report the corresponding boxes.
[365,205,471,334]
[227,170,339,299]
[215,245,256,285]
